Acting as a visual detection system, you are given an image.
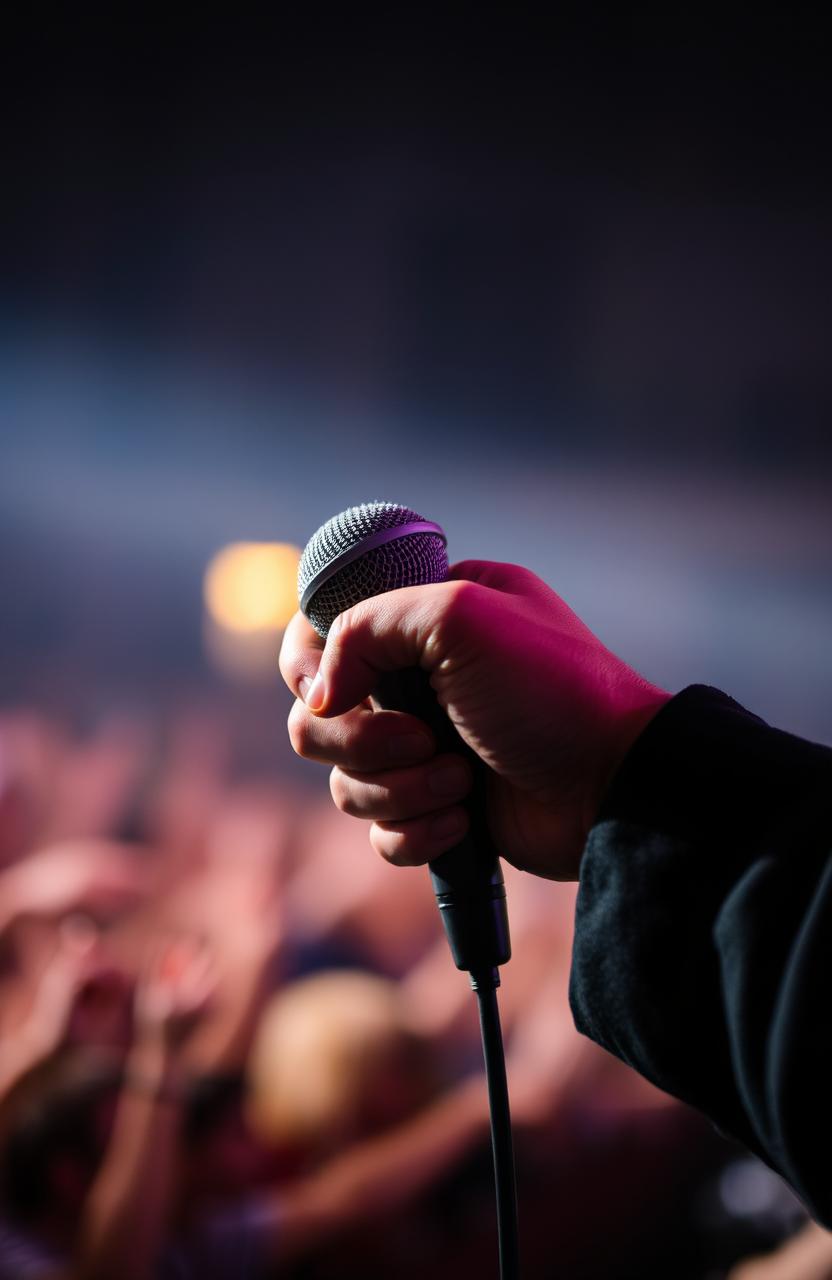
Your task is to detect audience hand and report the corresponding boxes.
[2,840,147,927]
[18,919,104,1058]
[134,936,215,1052]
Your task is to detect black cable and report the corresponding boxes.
[471,967,520,1280]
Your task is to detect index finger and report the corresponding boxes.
[279,609,326,699]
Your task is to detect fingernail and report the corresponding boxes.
[428,760,470,797]
[430,809,467,842]
[388,732,433,763]
[302,671,325,712]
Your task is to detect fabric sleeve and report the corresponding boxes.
[569,685,832,1225]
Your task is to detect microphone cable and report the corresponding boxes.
[472,967,519,1280]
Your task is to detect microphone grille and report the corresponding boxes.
[298,501,448,637]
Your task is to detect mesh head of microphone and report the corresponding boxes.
[297,501,449,637]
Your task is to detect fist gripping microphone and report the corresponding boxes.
[297,501,511,982]
[298,502,519,1280]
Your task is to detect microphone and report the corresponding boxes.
[298,502,520,1280]
[297,501,511,980]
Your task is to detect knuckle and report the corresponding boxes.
[368,823,387,859]
[443,577,478,614]
[277,654,294,694]
[370,821,425,867]
[329,768,370,819]
[382,848,412,867]
[328,767,350,812]
[276,633,294,686]
[426,579,482,659]
[287,701,313,758]
[327,600,369,659]
[371,828,409,866]
[277,612,307,684]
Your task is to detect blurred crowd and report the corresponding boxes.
[0,701,824,1279]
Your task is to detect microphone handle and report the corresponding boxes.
[373,668,511,974]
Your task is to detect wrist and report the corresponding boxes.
[597,675,671,813]
[572,673,671,878]
[123,1060,184,1107]
[128,1028,174,1083]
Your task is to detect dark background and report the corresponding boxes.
[2,11,831,746]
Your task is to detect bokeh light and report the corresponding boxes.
[204,542,301,635]
[203,541,301,681]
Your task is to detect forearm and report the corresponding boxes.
[183,948,272,1075]
[0,1030,48,1101]
[0,870,25,943]
[74,1036,182,1280]
[277,1076,488,1261]
[0,1025,59,1142]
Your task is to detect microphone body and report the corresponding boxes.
[298,502,511,975]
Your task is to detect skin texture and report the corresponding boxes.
[279,560,670,881]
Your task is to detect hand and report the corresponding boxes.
[279,561,669,880]
[22,918,104,1057]
[134,936,215,1048]
[3,840,147,925]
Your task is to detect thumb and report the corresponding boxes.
[302,580,463,717]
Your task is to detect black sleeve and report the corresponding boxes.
[569,685,832,1226]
